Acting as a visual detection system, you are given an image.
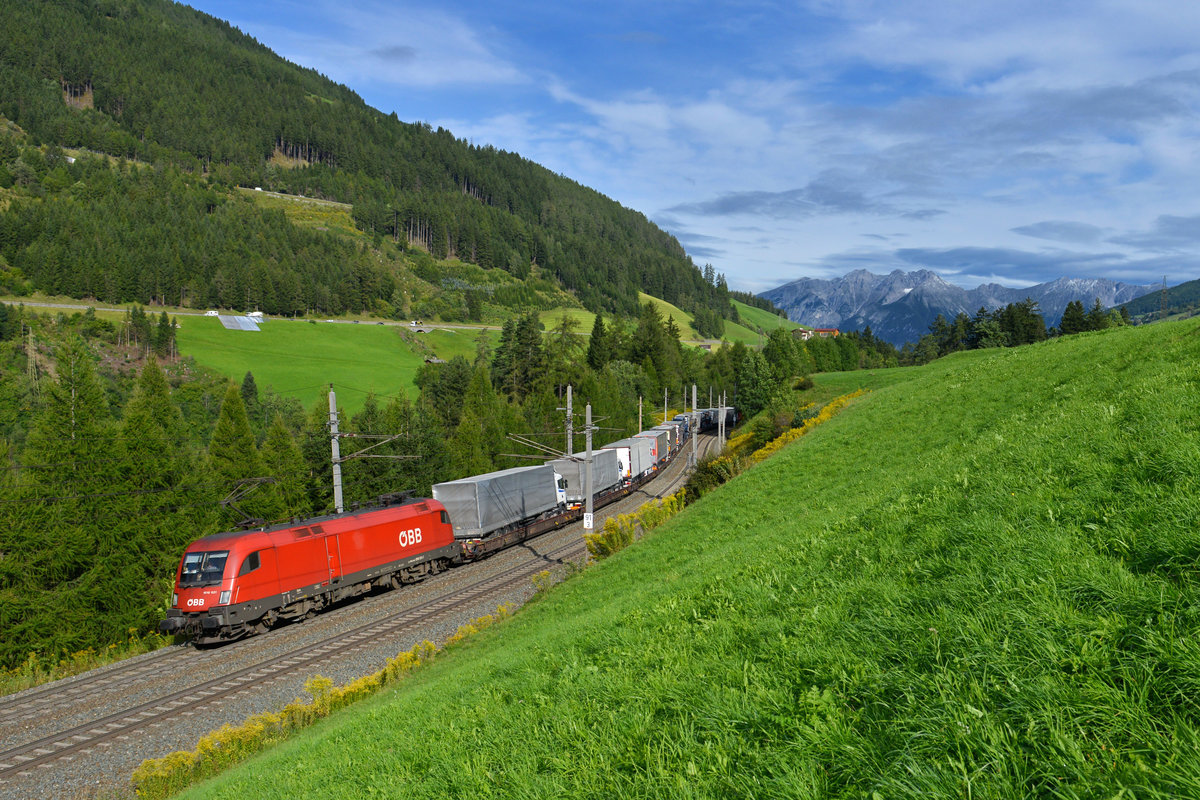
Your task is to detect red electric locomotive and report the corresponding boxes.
[161,498,459,643]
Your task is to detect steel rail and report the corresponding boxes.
[0,433,717,785]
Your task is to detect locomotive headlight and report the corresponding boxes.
[219,590,231,605]
[171,593,177,607]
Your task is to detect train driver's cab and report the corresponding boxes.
[179,550,229,588]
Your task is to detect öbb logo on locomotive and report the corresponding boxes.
[160,408,732,644]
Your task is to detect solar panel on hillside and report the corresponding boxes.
[217,315,261,331]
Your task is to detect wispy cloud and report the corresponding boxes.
[221,0,526,89]
[1109,214,1200,250]
[1012,221,1106,244]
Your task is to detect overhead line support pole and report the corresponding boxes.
[566,384,573,457]
[690,384,697,467]
[584,403,594,530]
[329,385,344,513]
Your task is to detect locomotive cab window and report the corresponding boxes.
[440,510,450,524]
[180,550,229,587]
[237,551,261,576]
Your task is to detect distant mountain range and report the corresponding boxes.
[760,270,1158,346]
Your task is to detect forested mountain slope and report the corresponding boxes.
[1119,278,1200,322]
[0,0,729,325]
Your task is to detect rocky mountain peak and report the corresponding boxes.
[760,270,1156,346]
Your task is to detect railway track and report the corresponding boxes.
[0,433,719,796]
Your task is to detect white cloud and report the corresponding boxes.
[230,1,526,89]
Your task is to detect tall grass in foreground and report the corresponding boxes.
[180,321,1200,799]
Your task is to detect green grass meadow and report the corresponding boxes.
[731,298,803,334]
[174,317,492,414]
[639,292,702,340]
[237,188,359,237]
[806,363,925,403]
[537,297,800,346]
[538,306,601,334]
[179,318,1200,798]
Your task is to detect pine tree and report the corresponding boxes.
[114,356,212,644]
[154,310,174,357]
[449,364,509,476]
[260,414,311,522]
[240,371,260,430]
[344,394,390,504]
[491,318,518,398]
[300,399,335,513]
[1086,299,1110,331]
[383,393,448,496]
[586,313,609,371]
[208,382,263,496]
[512,312,545,402]
[1060,300,1087,335]
[450,408,494,477]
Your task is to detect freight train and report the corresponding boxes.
[161,410,732,644]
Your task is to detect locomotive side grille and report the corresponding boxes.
[294,527,311,538]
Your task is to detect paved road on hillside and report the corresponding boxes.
[1,300,499,331]
[3,301,731,346]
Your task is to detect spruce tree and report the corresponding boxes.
[491,317,518,398]
[240,371,260,431]
[1060,300,1087,335]
[345,394,389,504]
[300,398,335,513]
[513,312,546,401]
[586,313,609,371]
[450,408,494,477]
[1086,299,1110,331]
[154,310,173,357]
[208,382,263,496]
[449,364,506,476]
[260,414,311,522]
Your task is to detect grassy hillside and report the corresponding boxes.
[537,306,599,334]
[177,319,1200,798]
[732,299,801,333]
[639,291,702,340]
[236,188,357,237]
[175,316,494,414]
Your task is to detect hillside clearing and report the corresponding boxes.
[174,317,494,414]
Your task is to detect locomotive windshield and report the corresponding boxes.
[179,550,229,587]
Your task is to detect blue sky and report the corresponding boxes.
[187,0,1200,294]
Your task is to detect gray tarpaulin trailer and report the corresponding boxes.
[653,422,682,451]
[635,429,670,465]
[549,448,621,505]
[432,464,561,539]
[601,437,654,479]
